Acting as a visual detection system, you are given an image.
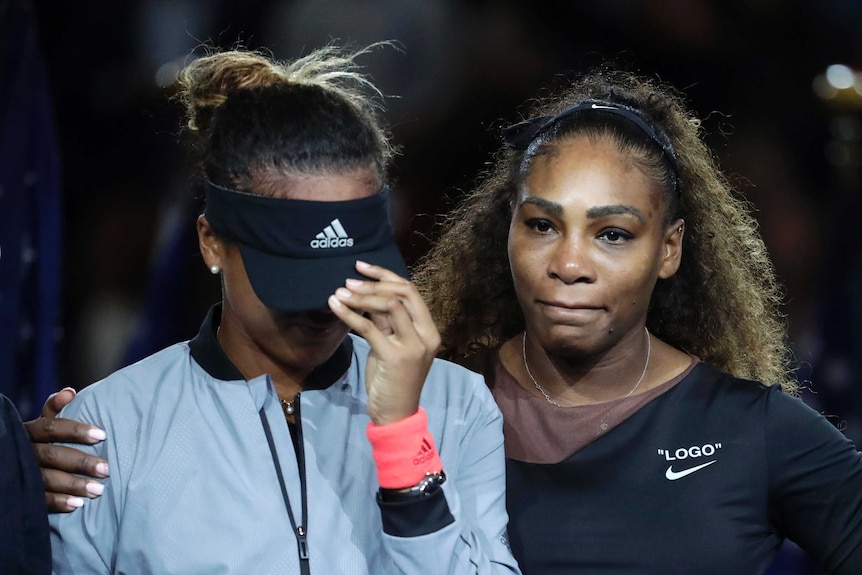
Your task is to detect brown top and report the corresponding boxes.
[490,353,699,464]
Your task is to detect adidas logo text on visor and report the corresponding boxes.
[310,218,354,248]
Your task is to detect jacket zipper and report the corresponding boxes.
[293,394,310,573]
[259,392,310,574]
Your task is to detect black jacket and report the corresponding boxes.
[0,393,50,574]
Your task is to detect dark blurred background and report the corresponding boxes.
[3,2,862,569]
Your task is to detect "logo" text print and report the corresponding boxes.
[657,443,722,461]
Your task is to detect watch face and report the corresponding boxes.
[417,470,446,494]
[378,470,446,502]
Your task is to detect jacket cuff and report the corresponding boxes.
[376,487,455,537]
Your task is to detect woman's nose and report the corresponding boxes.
[547,238,595,284]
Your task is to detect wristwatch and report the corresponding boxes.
[379,470,447,502]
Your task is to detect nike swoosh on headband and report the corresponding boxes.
[501,99,681,196]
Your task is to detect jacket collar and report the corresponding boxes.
[188,303,353,388]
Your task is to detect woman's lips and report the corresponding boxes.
[537,300,604,322]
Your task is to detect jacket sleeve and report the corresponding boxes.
[766,386,862,574]
[47,391,119,575]
[377,371,521,575]
[0,394,51,575]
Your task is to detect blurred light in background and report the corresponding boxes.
[814,64,862,107]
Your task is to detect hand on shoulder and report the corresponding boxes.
[24,388,109,513]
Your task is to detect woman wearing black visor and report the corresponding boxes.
[37,46,519,575]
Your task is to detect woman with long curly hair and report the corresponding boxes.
[415,68,862,574]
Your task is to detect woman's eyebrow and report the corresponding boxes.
[586,204,645,224]
[519,197,646,224]
[519,195,563,216]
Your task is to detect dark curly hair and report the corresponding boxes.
[414,66,795,392]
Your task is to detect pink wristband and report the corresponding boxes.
[366,407,443,489]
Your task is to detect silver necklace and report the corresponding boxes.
[522,326,651,407]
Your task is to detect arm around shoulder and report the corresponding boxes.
[25,387,110,513]
[48,388,120,574]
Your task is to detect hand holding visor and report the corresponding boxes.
[205,181,409,313]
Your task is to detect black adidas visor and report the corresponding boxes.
[204,180,409,313]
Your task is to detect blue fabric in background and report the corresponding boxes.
[0,0,61,419]
[121,200,197,367]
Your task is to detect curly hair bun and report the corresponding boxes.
[176,51,286,134]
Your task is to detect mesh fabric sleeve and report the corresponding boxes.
[766,386,862,574]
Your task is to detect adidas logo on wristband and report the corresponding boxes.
[413,438,436,465]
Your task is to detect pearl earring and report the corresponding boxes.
[210,265,220,275]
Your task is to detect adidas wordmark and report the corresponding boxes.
[310,218,354,248]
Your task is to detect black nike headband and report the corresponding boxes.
[503,100,681,196]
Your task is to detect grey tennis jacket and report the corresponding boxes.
[49,305,520,575]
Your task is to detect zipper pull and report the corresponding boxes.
[297,526,309,560]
